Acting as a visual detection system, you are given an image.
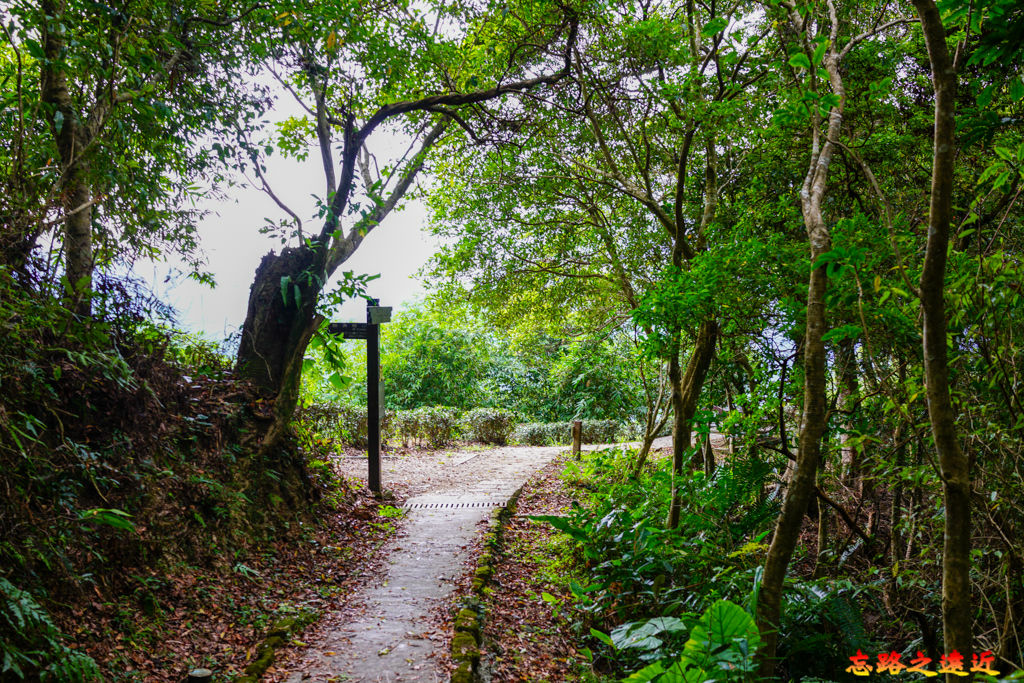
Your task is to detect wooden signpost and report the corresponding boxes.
[327,298,391,494]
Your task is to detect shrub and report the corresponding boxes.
[299,403,369,448]
[580,419,621,444]
[513,422,568,446]
[513,420,623,446]
[460,408,518,445]
[389,406,460,448]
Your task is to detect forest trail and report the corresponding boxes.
[272,444,569,682]
[272,438,673,682]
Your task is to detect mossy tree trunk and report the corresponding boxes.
[41,0,100,316]
[910,0,972,671]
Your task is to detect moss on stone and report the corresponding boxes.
[454,607,480,637]
[243,646,275,675]
[451,630,480,663]
[450,660,474,683]
[267,616,297,637]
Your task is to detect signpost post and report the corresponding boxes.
[326,298,391,494]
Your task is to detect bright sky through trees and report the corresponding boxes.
[152,123,439,340]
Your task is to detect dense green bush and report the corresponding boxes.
[380,306,492,410]
[390,406,460,448]
[513,420,622,446]
[513,422,567,445]
[460,408,518,445]
[534,447,875,680]
[300,303,656,425]
[580,419,621,444]
[298,403,371,449]
[301,404,463,449]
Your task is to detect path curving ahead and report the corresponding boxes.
[275,444,568,683]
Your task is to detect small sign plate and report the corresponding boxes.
[327,322,369,339]
[368,306,392,324]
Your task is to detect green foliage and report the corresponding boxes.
[0,578,100,681]
[616,600,761,682]
[1,0,267,283]
[775,580,880,681]
[390,406,460,448]
[298,403,373,449]
[301,403,462,449]
[529,447,780,677]
[543,338,644,422]
[460,408,518,445]
[301,300,650,424]
[379,306,491,411]
[0,270,355,676]
[513,420,622,446]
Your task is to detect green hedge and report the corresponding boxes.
[300,405,623,449]
[460,408,518,445]
[390,406,460,448]
[512,419,622,446]
[299,403,372,448]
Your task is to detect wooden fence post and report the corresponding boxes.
[572,420,582,457]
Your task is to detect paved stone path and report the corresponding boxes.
[277,445,570,683]
[274,437,684,682]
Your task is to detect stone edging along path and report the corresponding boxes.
[448,485,524,683]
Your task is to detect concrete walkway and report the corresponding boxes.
[278,445,567,682]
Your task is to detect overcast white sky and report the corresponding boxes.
[149,125,440,341]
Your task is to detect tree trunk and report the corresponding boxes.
[911,0,972,669]
[667,319,718,528]
[632,375,670,476]
[41,0,95,316]
[62,163,95,315]
[757,228,830,675]
[237,246,323,421]
[887,404,905,609]
[757,7,844,669]
[812,484,829,579]
[839,340,860,486]
[702,432,714,477]
[234,117,457,452]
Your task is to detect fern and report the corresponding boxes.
[778,579,881,680]
[0,578,100,681]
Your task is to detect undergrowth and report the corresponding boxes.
[0,271,374,679]
[533,447,882,682]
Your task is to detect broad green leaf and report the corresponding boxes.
[281,275,291,305]
[683,599,761,665]
[1011,77,1024,102]
[622,661,665,682]
[590,627,615,649]
[78,508,136,532]
[788,53,811,70]
[812,40,828,65]
[701,17,728,37]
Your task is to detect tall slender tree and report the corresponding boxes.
[910,0,972,670]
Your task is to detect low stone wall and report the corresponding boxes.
[233,610,317,682]
[449,486,524,683]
